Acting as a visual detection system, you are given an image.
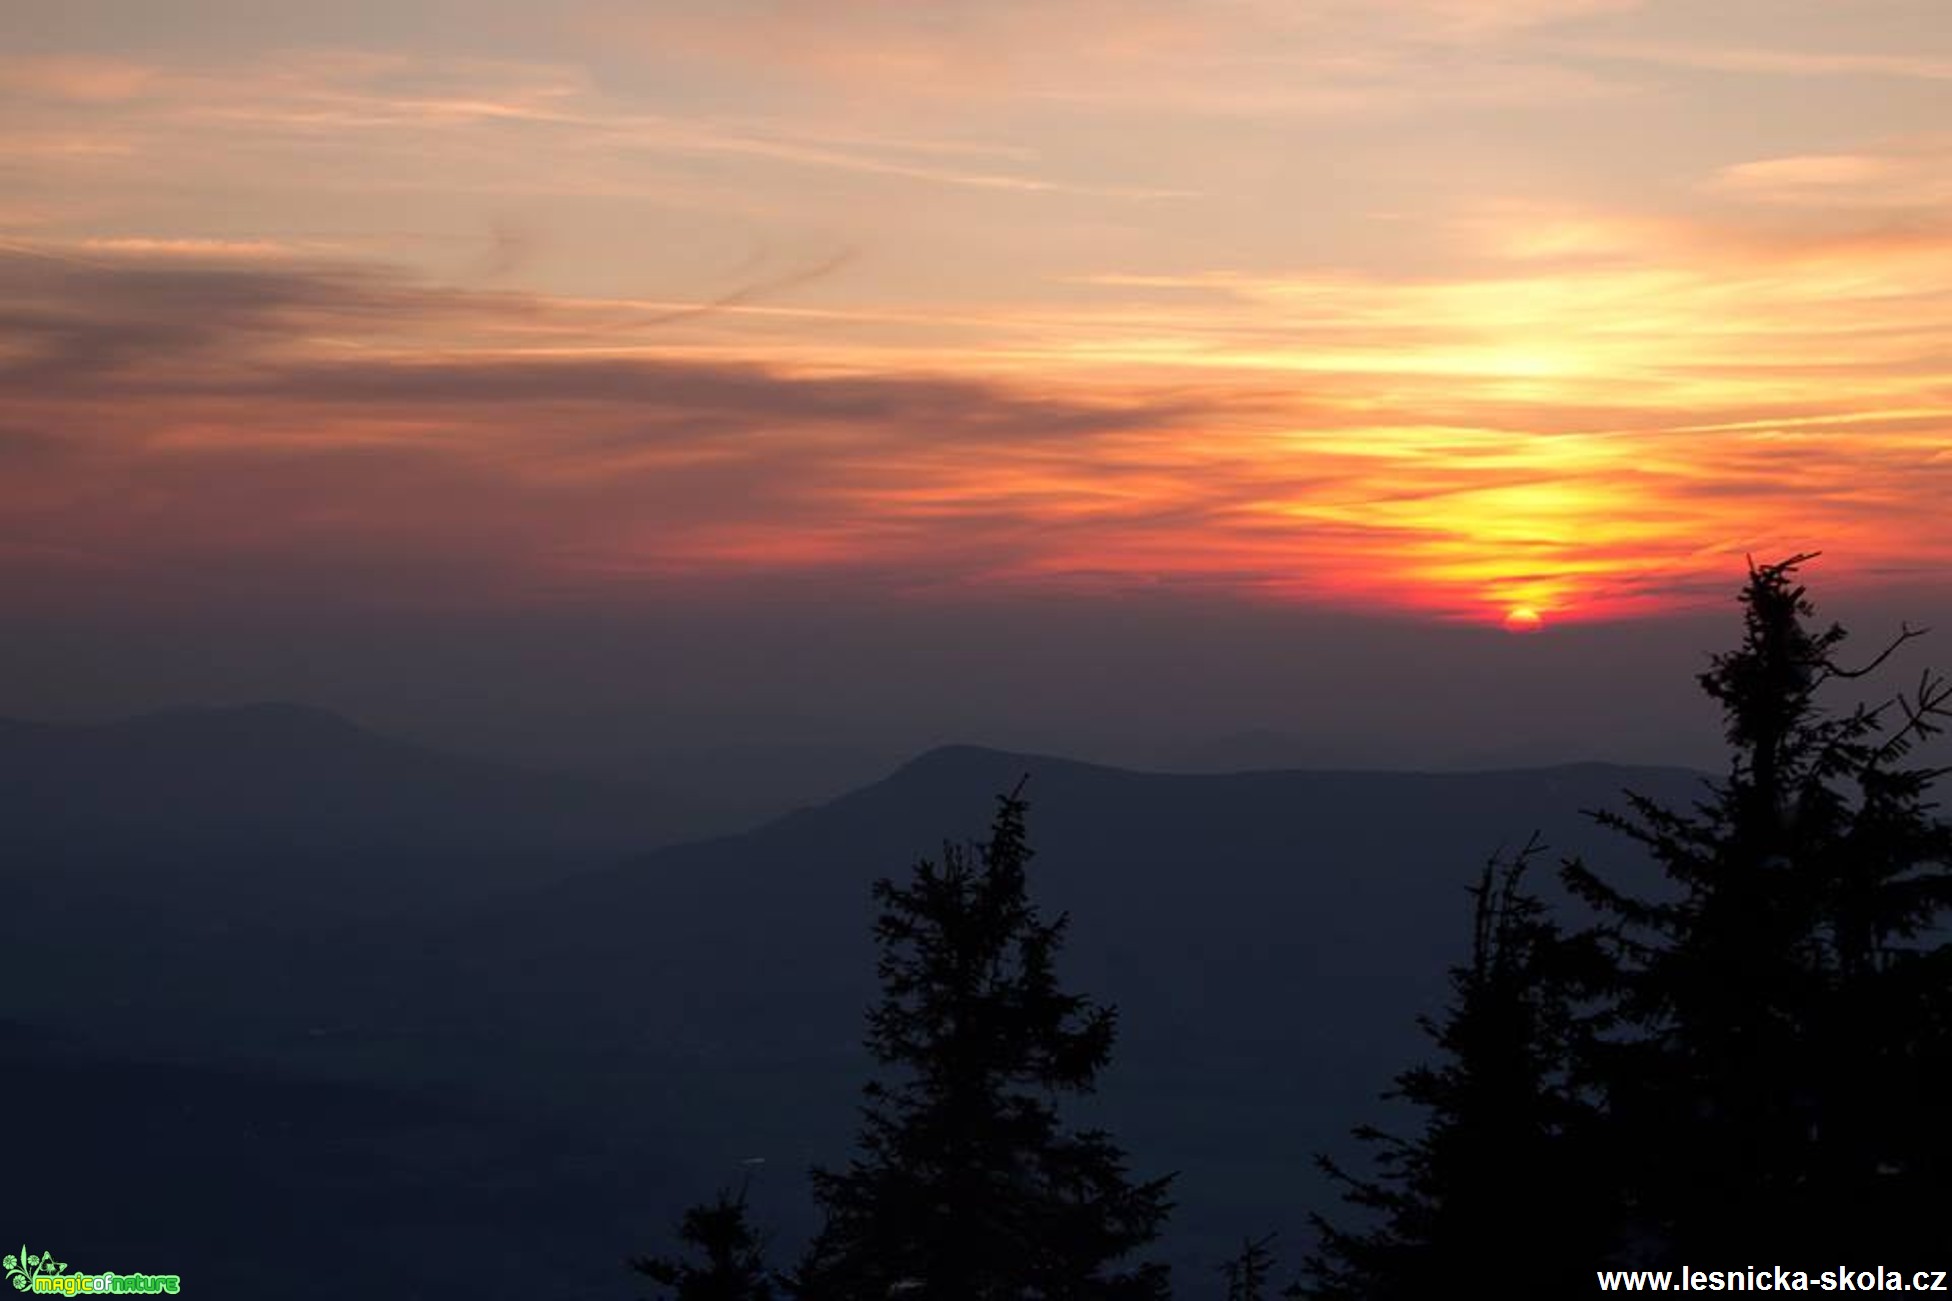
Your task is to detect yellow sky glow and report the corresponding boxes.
[1,0,1949,624]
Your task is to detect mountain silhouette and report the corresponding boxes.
[0,702,704,923]
[380,745,1706,1277]
[15,733,1708,1295]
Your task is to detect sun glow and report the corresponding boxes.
[2,11,1950,624]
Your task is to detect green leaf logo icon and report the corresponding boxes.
[4,1245,69,1292]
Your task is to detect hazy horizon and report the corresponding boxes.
[9,574,1950,787]
[7,2,1952,746]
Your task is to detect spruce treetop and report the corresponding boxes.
[795,781,1172,1301]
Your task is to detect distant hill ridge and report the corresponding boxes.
[9,708,1714,1297]
[379,740,1707,1280]
[0,701,704,918]
[888,739,1701,783]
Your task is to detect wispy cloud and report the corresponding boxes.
[0,50,1172,202]
[1553,38,1952,82]
[3,1,1949,626]
[1709,144,1952,211]
[4,230,1948,621]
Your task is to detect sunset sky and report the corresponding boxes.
[5,1,1950,767]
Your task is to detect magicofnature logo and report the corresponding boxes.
[5,1247,180,1295]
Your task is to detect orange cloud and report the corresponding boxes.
[1710,145,1952,211]
[0,55,158,102]
[2,2,1949,629]
[3,211,1948,627]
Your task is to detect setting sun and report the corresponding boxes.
[1504,607,1545,634]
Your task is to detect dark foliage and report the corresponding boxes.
[1296,836,1608,1299]
[1564,553,1952,1262]
[793,780,1173,1301]
[1219,1233,1279,1301]
[630,1187,777,1301]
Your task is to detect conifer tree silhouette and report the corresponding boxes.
[630,1184,778,1301]
[1564,553,1952,1261]
[792,779,1173,1301]
[1219,1232,1279,1301]
[1296,837,1607,1299]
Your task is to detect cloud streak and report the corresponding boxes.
[3,230,1948,624]
[2,2,1950,626]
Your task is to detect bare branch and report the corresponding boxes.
[1825,622,1929,682]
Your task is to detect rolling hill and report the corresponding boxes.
[0,702,705,923]
[9,731,1711,1295]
